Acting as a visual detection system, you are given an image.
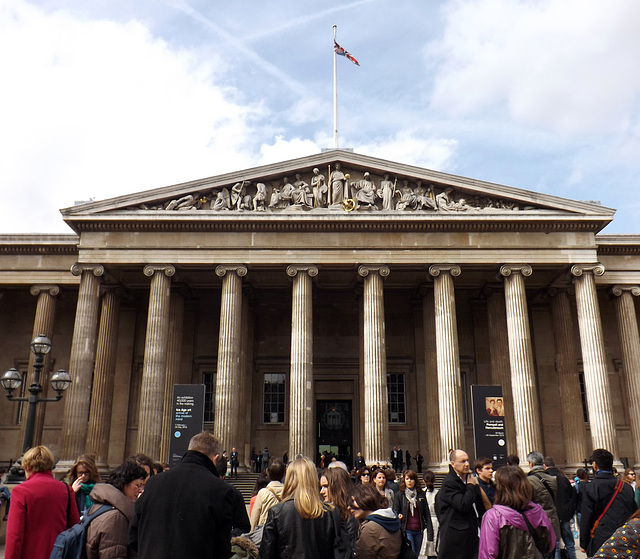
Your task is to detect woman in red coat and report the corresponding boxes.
[5,446,80,559]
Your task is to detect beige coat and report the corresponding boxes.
[356,519,402,559]
[86,483,136,559]
[250,481,284,531]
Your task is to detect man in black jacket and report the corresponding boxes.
[129,432,241,559]
[580,448,635,557]
[544,456,578,559]
[435,449,485,559]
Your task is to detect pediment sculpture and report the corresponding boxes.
[133,164,539,213]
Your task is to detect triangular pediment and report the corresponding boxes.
[61,150,615,233]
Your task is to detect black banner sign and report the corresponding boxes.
[471,385,507,468]
[168,384,205,467]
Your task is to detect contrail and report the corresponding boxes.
[246,0,378,42]
[167,0,309,97]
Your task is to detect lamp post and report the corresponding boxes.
[1,335,72,456]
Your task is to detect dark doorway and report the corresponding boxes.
[316,400,353,468]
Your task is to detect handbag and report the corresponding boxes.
[397,530,418,559]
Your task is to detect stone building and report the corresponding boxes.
[1,150,639,472]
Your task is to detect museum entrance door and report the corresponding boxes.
[317,400,353,468]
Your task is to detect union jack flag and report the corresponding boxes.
[334,40,360,66]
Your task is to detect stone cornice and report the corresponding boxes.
[62,213,610,234]
[596,235,640,255]
[0,234,79,255]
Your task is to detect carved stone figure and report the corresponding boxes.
[230,181,249,210]
[165,193,201,211]
[292,174,313,208]
[330,163,347,205]
[378,174,395,211]
[280,177,295,207]
[311,168,327,208]
[435,187,456,211]
[269,187,282,209]
[355,172,377,209]
[253,183,267,211]
[212,188,231,211]
[396,181,417,211]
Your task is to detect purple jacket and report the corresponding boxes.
[479,503,557,559]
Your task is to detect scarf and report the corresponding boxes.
[80,482,96,512]
[405,487,417,516]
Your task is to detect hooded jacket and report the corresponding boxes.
[356,508,402,559]
[86,483,135,559]
[478,502,556,559]
[527,466,560,538]
[250,481,284,530]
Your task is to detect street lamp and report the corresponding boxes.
[1,335,72,455]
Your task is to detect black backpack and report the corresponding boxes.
[49,504,114,559]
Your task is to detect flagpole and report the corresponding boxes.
[333,24,339,149]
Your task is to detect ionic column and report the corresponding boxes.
[214,265,247,455]
[86,287,122,468]
[612,284,640,467]
[486,289,518,455]
[287,265,318,460]
[420,286,442,467]
[22,285,59,448]
[358,265,390,465]
[571,264,619,458]
[549,288,587,468]
[59,264,104,467]
[137,265,175,458]
[500,265,543,458]
[429,265,464,463]
[160,290,185,463]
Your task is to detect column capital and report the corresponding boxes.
[428,264,461,278]
[547,284,574,299]
[499,264,532,278]
[358,265,390,278]
[215,265,247,278]
[571,263,605,278]
[30,284,60,297]
[143,264,176,278]
[611,285,640,297]
[71,263,104,277]
[286,265,319,278]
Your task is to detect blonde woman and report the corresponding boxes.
[259,457,341,559]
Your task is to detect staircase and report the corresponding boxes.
[227,471,449,506]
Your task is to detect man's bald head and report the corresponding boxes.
[449,449,470,476]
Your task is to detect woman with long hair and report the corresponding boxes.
[421,470,439,558]
[350,483,402,559]
[594,507,640,558]
[392,470,433,554]
[85,461,148,558]
[320,467,359,556]
[250,472,270,516]
[68,454,101,518]
[479,466,556,559]
[371,468,394,506]
[259,457,340,558]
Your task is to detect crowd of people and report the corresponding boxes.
[3,438,640,559]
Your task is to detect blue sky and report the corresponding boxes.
[1,0,639,233]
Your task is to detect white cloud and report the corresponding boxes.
[258,136,321,164]
[357,131,458,171]
[428,0,640,136]
[0,0,264,232]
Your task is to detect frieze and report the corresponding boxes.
[129,165,541,214]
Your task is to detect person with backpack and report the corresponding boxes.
[85,461,147,558]
[5,446,80,559]
[479,466,556,559]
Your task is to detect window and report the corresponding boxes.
[387,373,406,424]
[264,373,286,424]
[203,372,216,422]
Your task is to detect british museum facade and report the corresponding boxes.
[1,150,639,472]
